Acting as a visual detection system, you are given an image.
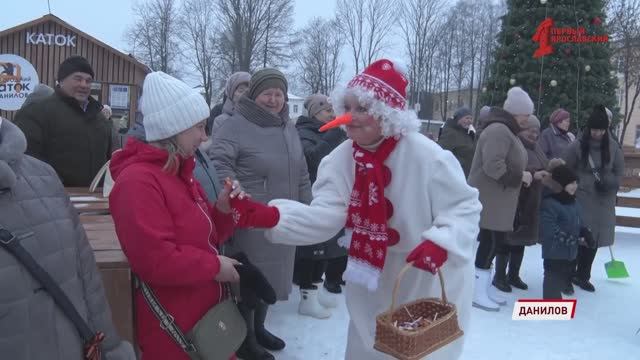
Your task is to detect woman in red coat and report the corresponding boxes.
[109,71,279,360]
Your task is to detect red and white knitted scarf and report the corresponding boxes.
[343,137,399,291]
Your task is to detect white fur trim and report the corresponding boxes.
[338,229,354,249]
[330,85,421,137]
[343,258,381,291]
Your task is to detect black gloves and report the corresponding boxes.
[579,227,596,248]
[230,252,276,308]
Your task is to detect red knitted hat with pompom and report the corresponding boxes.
[347,59,408,110]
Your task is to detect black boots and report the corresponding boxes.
[507,249,528,290]
[571,276,596,292]
[492,254,512,293]
[254,301,285,351]
[236,303,274,360]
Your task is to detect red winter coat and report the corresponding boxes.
[109,138,237,360]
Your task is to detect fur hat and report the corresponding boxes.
[304,94,332,119]
[330,59,420,137]
[543,158,577,192]
[527,114,541,129]
[503,87,534,116]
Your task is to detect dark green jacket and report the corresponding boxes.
[437,118,476,177]
[14,89,111,187]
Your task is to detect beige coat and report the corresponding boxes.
[468,107,527,232]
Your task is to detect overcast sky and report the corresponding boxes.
[0,0,336,51]
[0,0,451,94]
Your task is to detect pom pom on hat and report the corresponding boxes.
[503,86,534,116]
[140,71,210,141]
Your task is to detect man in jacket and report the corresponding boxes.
[14,55,112,187]
[438,107,476,177]
[0,117,134,360]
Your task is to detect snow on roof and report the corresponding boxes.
[288,93,304,101]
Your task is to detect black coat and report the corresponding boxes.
[437,118,476,177]
[14,89,111,187]
[295,115,348,259]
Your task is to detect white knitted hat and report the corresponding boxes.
[140,71,210,141]
[503,87,534,116]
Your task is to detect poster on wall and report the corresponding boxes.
[109,84,130,109]
[0,54,39,111]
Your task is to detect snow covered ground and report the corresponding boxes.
[266,229,640,360]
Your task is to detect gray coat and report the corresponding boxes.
[562,137,624,247]
[0,119,134,360]
[210,96,312,300]
[210,98,234,137]
[540,124,575,159]
[468,107,528,232]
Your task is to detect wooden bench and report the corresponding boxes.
[66,188,136,350]
[616,192,640,228]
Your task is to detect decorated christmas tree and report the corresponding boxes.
[481,0,618,130]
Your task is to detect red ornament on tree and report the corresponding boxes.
[591,16,602,26]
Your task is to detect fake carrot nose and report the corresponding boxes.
[319,113,352,132]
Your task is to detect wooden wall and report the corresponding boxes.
[0,18,146,123]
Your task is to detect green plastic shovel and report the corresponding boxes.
[605,246,629,279]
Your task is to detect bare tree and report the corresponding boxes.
[217,0,294,72]
[609,0,640,144]
[126,0,180,74]
[399,0,445,106]
[336,0,396,75]
[292,18,344,95]
[336,0,365,74]
[178,0,222,105]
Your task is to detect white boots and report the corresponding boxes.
[473,268,500,312]
[298,288,331,319]
[488,266,507,306]
[317,285,340,308]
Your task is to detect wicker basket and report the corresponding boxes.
[374,263,463,360]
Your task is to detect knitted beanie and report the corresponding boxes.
[453,107,472,122]
[140,71,210,141]
[58,56,94,81]
[587,105,609,130]
[248,68,288,100]
[503,87,534,116]
[549,108,570,125]
[527,114,541,129]
[304,94,332,119]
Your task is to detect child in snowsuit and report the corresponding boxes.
[540,159,594,299]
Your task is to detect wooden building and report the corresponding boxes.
[0,14,149,123]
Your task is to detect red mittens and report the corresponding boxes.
[406,240,448,274]
[230,197,280,228]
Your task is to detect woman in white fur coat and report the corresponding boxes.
[264,59,482,360]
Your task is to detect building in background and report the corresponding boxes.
[0,14,149,125]
[288,93,304,121]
